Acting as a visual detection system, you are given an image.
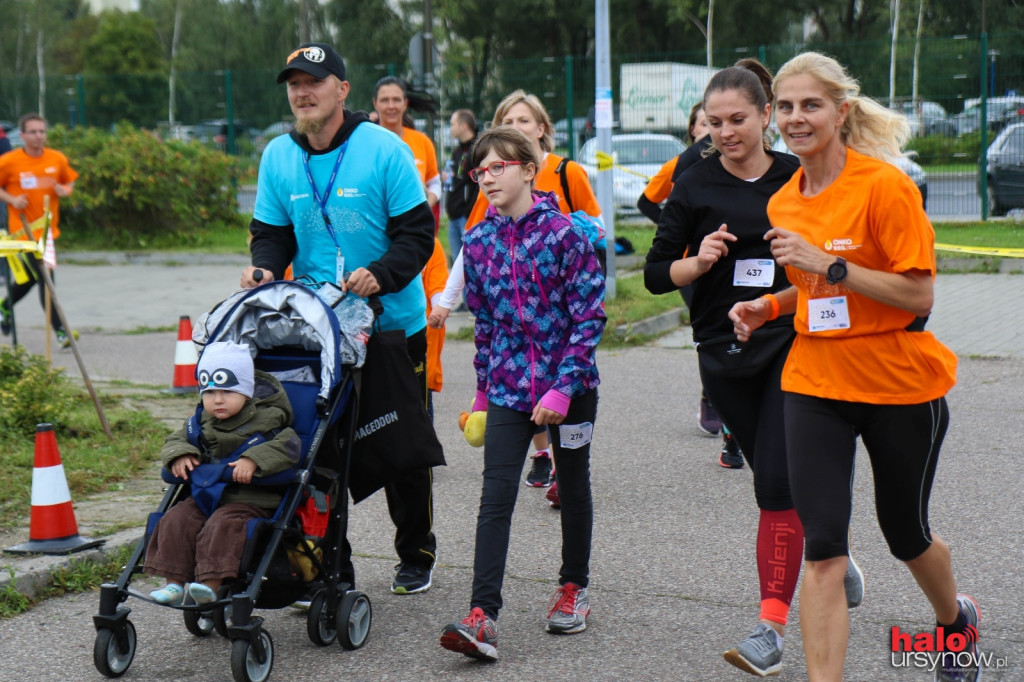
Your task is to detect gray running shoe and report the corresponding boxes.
[845,555,865,608]
[545,582,590,634]
[935,594,981,682]
[723,623,783,677]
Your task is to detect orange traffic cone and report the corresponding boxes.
[167,315,199,394]
[5,424,105,555]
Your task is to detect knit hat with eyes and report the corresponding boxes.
[196,341,254,398]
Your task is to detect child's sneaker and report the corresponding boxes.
[150,583,184,605]
[546,479,560,508]
[440,607,498,661]
[698,395,722,435]
[525,451,552,487]
[718,433,745,468]
[188,582,217,605]
[546,582,590,634]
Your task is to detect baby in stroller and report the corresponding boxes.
[144,340,301,606]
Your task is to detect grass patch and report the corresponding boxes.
[0,544,136,619]
[603,272,686,340]
[0,347,168,531]
[923,164,978,174]
[933,221,1024,249]
[124,324,178,335]
[61,220,252,254]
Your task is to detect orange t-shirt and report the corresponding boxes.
[0,147,78,239]
[767,148,956,405]
[465,152,601,228]
[422,237,448,393]
[641,155,679,204]
[401,127,440,187]
[401,127,440,233]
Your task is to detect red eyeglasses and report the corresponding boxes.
[468,160,524,183]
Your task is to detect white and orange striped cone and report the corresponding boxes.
[167,315,199,394]
[5,424,105,555]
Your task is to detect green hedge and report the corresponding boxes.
[906,132,983,166]
[47,123,246,247]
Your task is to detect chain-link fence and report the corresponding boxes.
[2,32,1022,219]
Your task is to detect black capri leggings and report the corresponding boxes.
[784,393,949,562]
[699,340,793,511]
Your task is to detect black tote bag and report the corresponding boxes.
[346,328,446,503]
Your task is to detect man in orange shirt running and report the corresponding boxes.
[0,113,78,346]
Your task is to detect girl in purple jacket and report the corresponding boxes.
[439,126,605,661]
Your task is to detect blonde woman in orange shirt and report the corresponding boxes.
[730,52,979,682]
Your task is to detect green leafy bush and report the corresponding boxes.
[907,132,983,166]
[47,123,246,247]
[0,346,78,435]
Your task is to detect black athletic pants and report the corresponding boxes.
[784,393,949,562]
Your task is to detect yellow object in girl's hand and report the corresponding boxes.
[463,411,486,447]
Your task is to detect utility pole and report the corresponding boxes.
[595,0,615,298]
[423,0,435,139]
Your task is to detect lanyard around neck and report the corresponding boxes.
[302,141,348,246]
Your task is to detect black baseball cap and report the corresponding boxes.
[277,43,346,84]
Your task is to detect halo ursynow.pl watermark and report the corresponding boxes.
[890,625,1006,673]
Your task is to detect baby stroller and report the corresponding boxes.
[92,280,375,682]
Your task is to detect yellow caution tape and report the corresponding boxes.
[1,229,46,284]
[591,151,654,181]
[935,243,1024,258]
[0,240,41,254]
[6,254,30,284]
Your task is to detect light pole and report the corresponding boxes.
[594,0,616,298]
[988,49,999,97]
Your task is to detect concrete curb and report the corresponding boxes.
[1,529,143,602]
[614,307,685,339]
[61,251,250,266]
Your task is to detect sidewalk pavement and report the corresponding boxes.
[0,254,1020,680]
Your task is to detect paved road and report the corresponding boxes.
[0,257,1021,681]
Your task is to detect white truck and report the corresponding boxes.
[620,62,720,135]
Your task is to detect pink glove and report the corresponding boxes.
[472,390,489,413]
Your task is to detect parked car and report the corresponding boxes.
[954,96,1024,136]
[553,116,587,155]
[193,118,253,150]
[254,121,293,153]
[980,121,1024,216]
[0,120,22,149]
[892,100,956,137]
[577,133,685,212]
[772,136,927,208]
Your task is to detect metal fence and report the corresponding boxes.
[2,32,1023,220]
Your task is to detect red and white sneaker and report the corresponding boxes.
[440,607,498,661]
[546,582,590,634]
[546,479,560,508]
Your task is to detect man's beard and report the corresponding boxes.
[294,105,336,136]
[295,114,328,136]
